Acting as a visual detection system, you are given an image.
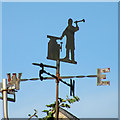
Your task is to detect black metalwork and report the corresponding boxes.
[47,18,85,64]
[47,35,61,60]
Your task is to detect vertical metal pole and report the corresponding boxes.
[55,60,60,120]
[2,79,8,120]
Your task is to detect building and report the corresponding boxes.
[58,107,80,120]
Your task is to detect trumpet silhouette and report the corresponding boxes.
[74,19,85,23]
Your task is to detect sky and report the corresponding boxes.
[0,1,118,119]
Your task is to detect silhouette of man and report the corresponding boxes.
[60,18,79,61]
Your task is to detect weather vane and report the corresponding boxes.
[0,18,110,120]
[36,18,110,119]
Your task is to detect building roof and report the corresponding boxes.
[59,107,80,120]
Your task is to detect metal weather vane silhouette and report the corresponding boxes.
[47,18,85,64]
[32,18,110,119]
[60,18,79,64]
[0,18,110,120]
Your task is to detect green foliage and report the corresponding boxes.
[42,95,80,119]
[34,109,37,112]
[60,103,66,107]
[46,103,56,108]
[60,103,71,108]
[58,98,66,103]
[35,115,38,118]
[73,96,80,101]
[42,110,49,113]
[66,95,80,104]
[28,95,80,119]
[28,109,38,120]
[28,114,31,116]
[66,104,71,108]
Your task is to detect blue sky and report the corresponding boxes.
[0,2,118,119]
